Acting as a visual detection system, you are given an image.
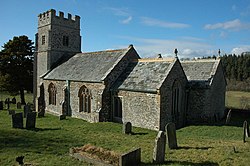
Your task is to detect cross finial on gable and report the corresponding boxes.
[174,48,178,58]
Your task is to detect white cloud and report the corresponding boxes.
[204,19,250,30]
[105,7,130,16]
[140,17,190,29]
[117,36,216,58]
[105,7,132,24]
[231,45,250,55]
[120,16,132,24]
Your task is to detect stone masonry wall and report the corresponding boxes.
[100,47,140,121]
[44,80,66,115]
[43,79,105,122]
[118,90,161,131]
[209,62,226,119]
[186,61,226,124]
[160,59,188,130]
[69,81,105,122]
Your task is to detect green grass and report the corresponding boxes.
[226,91,250,109]
[1,109,250,166]
[0,91,250,165]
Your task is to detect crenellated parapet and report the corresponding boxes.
[38,9,80,29]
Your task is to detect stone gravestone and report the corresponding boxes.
[243,120,249,143]
[165,123,178,149]
[0,101,3,110]
[59,114,66,120]
[8,110,15,115]
[123,122,132,134]
[38,96,45,117]
[225,109,232,125]
[12,112,23,129]
[153,131,166,164]
[26,112,37,129]
[23,105,31,118]
[17,102,22,109]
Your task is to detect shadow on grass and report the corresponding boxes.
[131,132,148,136]
[177,146,212,150]
[141,160,219,166]
[27,127,61,132]
[186,108,250,128]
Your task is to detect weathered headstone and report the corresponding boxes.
[17,102,22,109]
[225,109,232,125]
[247,121,250,137]
[12,113,23,129]
[165,123,178,149]
[153,131,166,164]
[123,122,132,134]
[37,96,45,117]
[243,120,250,142]
[8,110,15,115]
[59,114,66,120]
[23,105,31,118]
[5,98,10,110]
[26,112,37,129]
[0,101,3,110]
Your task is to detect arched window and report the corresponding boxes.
[172,80,181,123]
[78,85,91,113]
[48,83,57,105]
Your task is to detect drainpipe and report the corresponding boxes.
[66,80,70,115]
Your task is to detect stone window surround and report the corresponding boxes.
[78,85,91,113]
[48,82,57,105]
[42,35,45,45]
[113,96,123,119]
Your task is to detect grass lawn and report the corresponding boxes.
[0,91,250,165]
[1,109,250,166]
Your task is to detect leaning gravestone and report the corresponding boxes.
[26,112,37,129]
[12,112,23,129]
[225,109,232,125]
[0,101,3,110]
[243,120,249,143]
[123,122,132,134]
[16,102,22,109]
[23,105,31,118]
[153,131,166,164]
[165,123,178,149]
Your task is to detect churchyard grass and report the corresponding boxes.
[1,109,250,165]
[0,91,250,165]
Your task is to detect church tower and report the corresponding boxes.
[34,9,81,109]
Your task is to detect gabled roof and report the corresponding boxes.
[43,46,134,82]
[181,59,220,87]
[115,58,176,93]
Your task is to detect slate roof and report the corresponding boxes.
[43,47,132,82]
[115,58,176,93]
[181,59,220,85]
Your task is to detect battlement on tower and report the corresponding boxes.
[38,9,80,29]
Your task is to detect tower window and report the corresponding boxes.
[63,36,69,46]
[42,35,45,45]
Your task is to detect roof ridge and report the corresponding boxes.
[75,48,128,56]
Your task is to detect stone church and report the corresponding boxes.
[34,9,226,131]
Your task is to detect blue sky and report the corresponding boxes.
[1,0,250,58]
